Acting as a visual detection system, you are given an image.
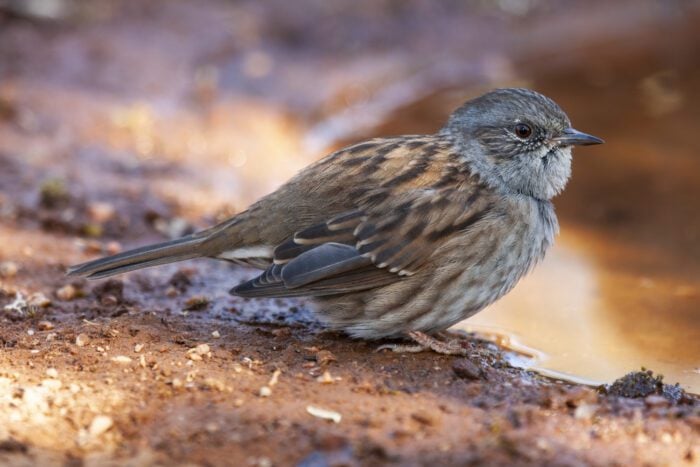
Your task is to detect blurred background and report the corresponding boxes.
[0,0,698,391]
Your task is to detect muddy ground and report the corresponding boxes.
[0,1,699,465]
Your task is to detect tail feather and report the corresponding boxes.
[67,235,205,279]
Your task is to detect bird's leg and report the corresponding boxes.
[376,331,470,356]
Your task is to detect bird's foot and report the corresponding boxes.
[376,331,470,356]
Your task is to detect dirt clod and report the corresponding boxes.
[603,370,688,403]
[315,350,337,366]
[184,295,210,311]
[39,178,70,209]
[452,358,484,380]
[93,279,124,306]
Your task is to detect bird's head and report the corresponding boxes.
[443,88,603,200]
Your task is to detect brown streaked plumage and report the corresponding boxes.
[68,88,603,341]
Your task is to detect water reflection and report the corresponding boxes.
[460,236,700,392]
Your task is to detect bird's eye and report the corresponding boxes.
[514,123,532,139]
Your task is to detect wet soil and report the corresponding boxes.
[1,1,699,465]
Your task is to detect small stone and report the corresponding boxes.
[87,201,115,223]
[88,415,113,438]
[574,403,598,420]
[452,358,483,380]
[134,343,144,353]
[306,405,341,423]
[316,370,342,384]
[111,355,133,365]
[0,261,18,278]
[28,293,51,309]
[46,367,59,378]
[105,241,122,255]
[37,320,54,331]
[315,350,337,366]
[42,379,62,390]
[212,330,221,339]
[75,333,90,347]
[100,294,118,307]
[39,178,70,208]
[259,386,272,397]
[56,284,77,301]
[411,410,437,426]
[81,223,103,238]
[184,295,210,311]
[202,377,226,392]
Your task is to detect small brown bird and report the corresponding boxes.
[69,88,602,352]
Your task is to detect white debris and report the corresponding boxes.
[306,405,341,423]
[88,415,113,438]
[111,355,133,365]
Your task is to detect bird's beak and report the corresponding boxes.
[553,128,604,146]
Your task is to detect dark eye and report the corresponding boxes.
[514,123,532,139]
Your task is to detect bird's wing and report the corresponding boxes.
[230,186,495,298]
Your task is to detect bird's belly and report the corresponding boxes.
[322,216,551,339]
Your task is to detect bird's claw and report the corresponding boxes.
[376,331,471,356]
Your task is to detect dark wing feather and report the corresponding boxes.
[273,210,365,263]
[231,187,494,298]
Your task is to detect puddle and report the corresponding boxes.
[461,239,700,392]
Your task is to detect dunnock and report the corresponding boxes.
[69,88,602,352]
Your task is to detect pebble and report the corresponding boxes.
[87,201,115,223]
[0,261,18,278]
[105,241,122,255]
[28,292,51,309]
[111,355,133,365]
[46,368,59,378]
[88,415,113,438]
[411,410,437,426]
[306,405,342,423]
[100,294,119,307]
[184,295,210,311]
[37,320,54,331]
[259,386,272,397]
[452,358,483,380]
[42,379,62,390]
[75,333,90,347]
[315,350,337,366]
[574,403,598,420]
[56,284,77,301]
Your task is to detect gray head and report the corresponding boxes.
[442,88,603,200]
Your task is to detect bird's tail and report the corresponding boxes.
[67,235,205,279]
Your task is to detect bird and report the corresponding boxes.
[68,88,603,353]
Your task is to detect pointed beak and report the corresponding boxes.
[553,128,604,146]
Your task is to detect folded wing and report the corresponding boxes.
[230,187,494,298]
